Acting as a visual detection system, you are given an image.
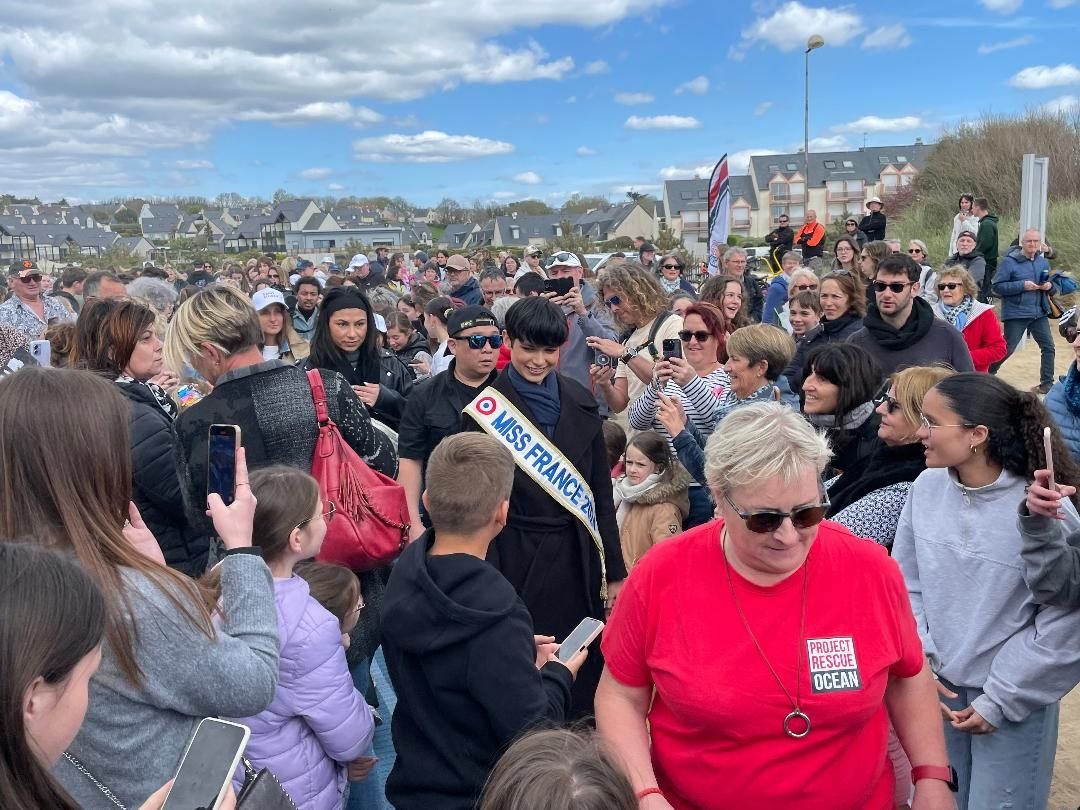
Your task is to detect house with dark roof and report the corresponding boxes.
[439,223,479,250]
[0,221,35,265]
[269,199,322,231]
[572,202,656,243]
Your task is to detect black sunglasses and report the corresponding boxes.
[873,281,913,293]
[604,295,621,307]
[456,334,504,350]
[937,282,962,292]
[662,263,683,270]
[723,491,829,534]
[908,249,924,255]
[873,389,902,414]
[678,330,711,343]
[794,283,818,291]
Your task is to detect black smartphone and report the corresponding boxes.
[543,277,574,296]
[662,338,682,360]
[594,350,612,368]
[207,424,241,506]
[161,718,250,810]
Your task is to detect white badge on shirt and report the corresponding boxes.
[806,636,861,693]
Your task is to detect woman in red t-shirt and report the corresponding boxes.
[597,402,956,810]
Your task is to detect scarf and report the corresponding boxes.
[826,440,927,518]
[1063,363,1080,416]
[806,400,876,431]
[861,296,935,351]
[115,376,179,420]
[821,311,860,337]
[507,364,561,437]
[716,382,776,423]
[939,296,974,331]
[612,473,663,528]
[659,277,681,294]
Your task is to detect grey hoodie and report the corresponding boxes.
[893,467,1080,728]
[559,282,617,415]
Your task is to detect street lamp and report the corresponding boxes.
[804,34,825,215]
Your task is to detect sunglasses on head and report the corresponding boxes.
[873,281,913,293]
[456,334,504,350]
[678,330,711,343]
[937,282,962,292]
[723,491,829,534]
[604,295,621,308]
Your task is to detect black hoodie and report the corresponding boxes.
[381,530,573,810]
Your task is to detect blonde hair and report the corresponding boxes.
[890,365,955,435]
[936,265,979,299]
[600,262,669,323]
[705,401,831,493]
[424,434,515,534]
[164,283,262,371]
[788,268,817,290]
[908,239,929,262]
[725,324,796,381]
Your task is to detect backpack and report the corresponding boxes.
[306,370,408,571]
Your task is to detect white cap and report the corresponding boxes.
[373,313,387,333]
[525,245,544,257]
[251,288,286,312]
[349,253,369,268]
[320,254,334,265]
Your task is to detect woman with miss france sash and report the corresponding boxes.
[463,296,625,718]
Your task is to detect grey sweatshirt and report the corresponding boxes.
[1018,506,1080,607]
[893,467,1080,728]
[56,554,280,808]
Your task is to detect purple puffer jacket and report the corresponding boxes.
[231,576,373,810]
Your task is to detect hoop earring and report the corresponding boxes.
[970,444,978,455]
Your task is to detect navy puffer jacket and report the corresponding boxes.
[1045,367,1080,463]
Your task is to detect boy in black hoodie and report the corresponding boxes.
[381,433,585,810]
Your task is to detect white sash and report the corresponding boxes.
[464,387,608,601]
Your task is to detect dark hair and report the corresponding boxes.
[698,275,750,328]
[788,289,822,316]
[0,542,106,810]
[60,267,87,288]
[514,273,545,297]
[436,249,450,260]
[248,465,321,562]
[860,240,891,277]
[877,253,921,283]
[626,430,673,475]
[804,343,883,425]
[934,374,1080,505]
[386,311,413,334]
[83,270,122,299]
[479,728,636,810]
[294,276,321,294]
[424,296,457,324]
[70,298,157,379]
[294,560,360,629]
[973,197,989,211]
[501,255,520,275]
[682,302,731,362]
[310,288,380,380]
[140,266,169,281]
[819,270,867,318]
[505,296,569,347]
[602,421,626,470]
[958,193,974,210]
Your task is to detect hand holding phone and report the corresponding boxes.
[160,718,249,810]
[1044,426,1056,490]
[207,425,241,506]
[207,446,256,551]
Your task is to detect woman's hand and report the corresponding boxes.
[589,363,617,388]
[409,357,431,377]
[348,755,378,781]
[653,359,674,388]
[1027,469,1076,520]
[934,677,959,722]
[585,336,625,359]
[534,635,558,669]
[123,502,166,565]
[656,391,687,437]
[640,793,676,810]
[951,706,996,735]
[206,447,257,551]
[137,783,237,810]
[668,356,696,387]
[352,383,380,408]
[148,371,180,392]
[549,646,588,680]
[910,778,957,810]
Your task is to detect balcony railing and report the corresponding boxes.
[770,192,806,203]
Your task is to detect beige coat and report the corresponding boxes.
[618,468,691,570]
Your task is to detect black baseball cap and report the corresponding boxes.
[448,305,498,336]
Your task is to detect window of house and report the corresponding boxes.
[882,174,900,188]
[845,179,862,194]
[732,207,750,226]
[788,205,805,221]
[827,203,848,221]
[698,190,707,199]
[842,160,854,169]
[510,226,520,239]
[768,163,780,172]
[786,162,798,171]
[680,191,692,200]
[878,156,890,165]
[826,180,844,194]
[789,181,805,198]
[896,155,908,163]
[824,160,837,170]
[900,174,914,187]
[770,182,790,199]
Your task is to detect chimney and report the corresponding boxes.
[512,211,518,220]
[915,137,923,145]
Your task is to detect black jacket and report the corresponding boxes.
[743,274,767,323]
[119,382,208,576]
[765,226,794,255]
[859,211,887,242]
[49,289,80,315]
[394,331,430,366]
[382,531,572,810]
[304,349,413,431]
[824,410,882,480]
[783,312,864,393]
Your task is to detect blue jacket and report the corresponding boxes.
[992,247,1056,321]
[762,274,789,327]
[1045,367,1080,463]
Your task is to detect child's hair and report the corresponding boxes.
[248,465,322,561]
[479,728,636,810]
[294,560,360,628]
[424,434,514,534]
[602,420,627,470]
[626,430,673,476]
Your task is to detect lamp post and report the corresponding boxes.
[804,34,825,215]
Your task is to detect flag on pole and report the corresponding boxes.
[707,154,730,275]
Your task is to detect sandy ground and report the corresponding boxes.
[987,329,1079,809]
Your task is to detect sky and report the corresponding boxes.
[0,0,1078,206]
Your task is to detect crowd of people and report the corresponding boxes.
[1,198,1080,810]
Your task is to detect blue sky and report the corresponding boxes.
[0,0,1078,206]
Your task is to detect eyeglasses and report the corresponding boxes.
[456,334,504,350]
[873,388,901,414]
[722,491,829,534]
[845,221,857,226]
[662,263,682,270]
[937,282,962,292]
[918,414,975,433]
[873,281,913,293]
[604,295,621,308]
[908,249,924,255]
[678,330,711,343]
[527,252,542,259]
[17,275,41,283]
[296,500,336,531]
[794,284,818,291]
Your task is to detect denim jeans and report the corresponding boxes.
[346,656,385,810]
[990,316,1055,387]
[940,680,1059,810]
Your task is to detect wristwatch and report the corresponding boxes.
[620,348,636,364]
[911,765,958,792]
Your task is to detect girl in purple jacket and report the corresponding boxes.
[232,465,374,810]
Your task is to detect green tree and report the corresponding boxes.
[507,199,555,216]
[272,188,294,204]
[653,223,681,252]
[550,219,596,254]
[560,194,611,214]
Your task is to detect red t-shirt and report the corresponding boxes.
[602,519,924,810]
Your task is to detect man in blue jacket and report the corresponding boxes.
[762,251,801,327]
[990,228,1057,393]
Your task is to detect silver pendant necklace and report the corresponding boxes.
[722,530,811,739]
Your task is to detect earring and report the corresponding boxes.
[970,444,978,455]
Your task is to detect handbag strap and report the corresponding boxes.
[306,368,330,427]
[62,752,127,809]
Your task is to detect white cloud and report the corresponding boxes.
[513,171,543,184]
[862,24,912,50]
[624,115,702,130]
[979,0,1023,11]
[977,35,1035,54]
[1009,64,1080,88]
[615,92,655,104]
[728,148,780,173]
[739,2,864,53]
[612,183,661,194]
[753,101,773,116]
[174,159,214,170]
[1044,95,1080,114]
[658,164,713,180]
[299,167,333,180]
[352,130,515,163]
[584,60,610,75]
[674,75,709,95]
[239,102,385,126]
[565,95,578,104]
[576,145,598,156]
[327,183,346,192]
[832,115,924,133]
[808,135,852,151]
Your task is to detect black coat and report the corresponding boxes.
[118,382,208,576]
[304,349,413,431]
[859,211,887,242]
[783,312,864,394]
[462,371,625,718]
[825,411,883,480]
[394,331,430,366]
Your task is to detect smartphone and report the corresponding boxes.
[594,350,612,368]
[29,340,51,367]
[1045,426,1056,489]
[176,385,204,409]
[556,617,605,664]
[207,425,241,506]
[662,338,682,360]
[543,277,574,297]
[410,350,433,367]
[161,718,250,810]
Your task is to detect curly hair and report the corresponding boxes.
[934,373,1080,507]
[599,261,669,322]
[698,275,751,328]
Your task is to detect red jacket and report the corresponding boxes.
[941,303,1006,373]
